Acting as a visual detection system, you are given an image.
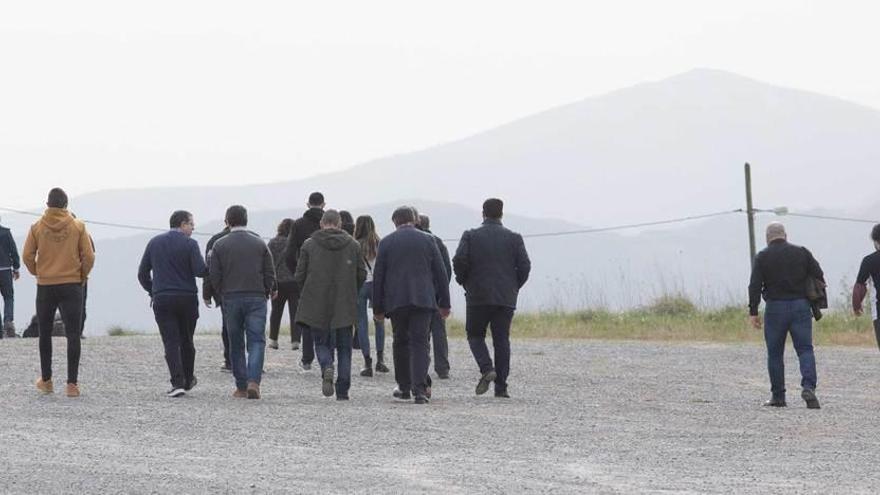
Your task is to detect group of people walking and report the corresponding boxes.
[8,186,880,409]
[134,191,531,403]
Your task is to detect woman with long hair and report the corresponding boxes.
[267,218,299,350]
[354,215,388,375]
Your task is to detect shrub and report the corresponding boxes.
[646,294,697,316]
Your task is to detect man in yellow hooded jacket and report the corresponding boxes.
[22,188,95,397]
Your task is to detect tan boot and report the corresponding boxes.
[35,378,54,394]
[246,381,261,399]
[65,383,81,398]
[232,388,247,398]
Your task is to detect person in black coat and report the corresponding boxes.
[453,198,531,398]
[0,219,21,337]
[203,226,231,371]
[372,206,451,404]
[285,192,325,367]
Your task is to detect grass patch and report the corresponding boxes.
[107,326,140,337]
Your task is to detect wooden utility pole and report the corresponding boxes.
[745,163,757,266]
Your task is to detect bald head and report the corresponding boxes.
[766,222,787,244]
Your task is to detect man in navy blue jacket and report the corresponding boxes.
[138,210,207,397]
[453,198,531,398]
[373,206,450,404]
[0,217,21,338]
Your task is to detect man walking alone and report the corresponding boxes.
[293,210,366,400]
[373,206,450,405]
[22,188,96,397]
[138,210,207,397]
[749,222,824,409]
[209,205,276,399]
[453,198,530,398]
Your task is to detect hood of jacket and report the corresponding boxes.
[311,228,352,251]
[303,207,324,225]
[40,208,75,232]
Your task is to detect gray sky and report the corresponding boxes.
[2,0,878,209]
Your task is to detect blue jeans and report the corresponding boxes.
[313,326,353,396]
[222,296,267,390]
[356,282,385,359]
[763,298,817,399]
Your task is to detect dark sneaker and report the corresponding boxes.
[763,397,787,407]
[392,387,412,400]
[220,363,232,373]
[475,370,497,395]
[268,339,279,350]
[336,394,350,401]
[495,390,510,398]
[360,366,373,377]
[802,389,820,409]
[246,381,261,399]
[185,376,198,391]
[300,362,312,372]
[322,368,335,397]
[291,342,300,351]
[437,371,450,380]
[166,388,185,398]
[414,395,429,405]
[375,361,390,373]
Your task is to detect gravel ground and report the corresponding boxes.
[1,335,880,494]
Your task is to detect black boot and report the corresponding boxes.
[375,351,390,373]
[360,356,373,377]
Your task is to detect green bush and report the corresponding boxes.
[645,294,697,316]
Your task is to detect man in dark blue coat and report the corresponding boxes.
[138,210,207,397]
[372,206,450,404]
[0,217,21,338]
[453,198,531,398]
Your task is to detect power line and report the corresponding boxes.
[782,212,880,225]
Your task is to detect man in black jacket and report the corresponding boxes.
[453,198,531,398]
[417,214,452,379]
[0,218,21,338]
[204,226,231,371]
[373,206,450,404]
[749,222,824,409]
[285,192,325,368]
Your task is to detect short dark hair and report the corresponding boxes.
[169,210,193,229]
[225,205,248,227]
[872,224,880,243]
[47,188,68,208]
[482,198,503,219]
[418,214,430,230]
[308,192,325,207]
[392,206,416,227]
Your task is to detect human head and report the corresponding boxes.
[277,218,294,238]
[339,210,354,234]
[47,188,69,209]
[308,192,325,209]
[225,205,248,228]
[169,210,194,236]
[483,198,503,220]
[354,215,376,240]
[871,223,880,251]
[418,214,430,230]
[765,222,786,244]
[320,209,341,229]
[392,206,416,227]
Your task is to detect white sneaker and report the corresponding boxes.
[268,339,279,349]
[166,388,185,398]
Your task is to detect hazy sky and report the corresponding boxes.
[2,1,878,209]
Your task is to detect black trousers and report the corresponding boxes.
[466,305,514,393]
[429,310,450,375]
[300,323,315,365]
[390,306,433,397]
[289,286,303,344]
[80,282,88,335]
[269,281,297,341]
[0,269,14,324]
[153,294,199,389]
[36,283,84,383]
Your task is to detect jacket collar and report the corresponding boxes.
[482,218,503,226]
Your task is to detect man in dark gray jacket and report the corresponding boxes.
[294,210,366,400]
[0,217,21,338]
[453,198,531,398]
[417,214,452,379]
[209,205,276,399]
[373,206,450,405]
